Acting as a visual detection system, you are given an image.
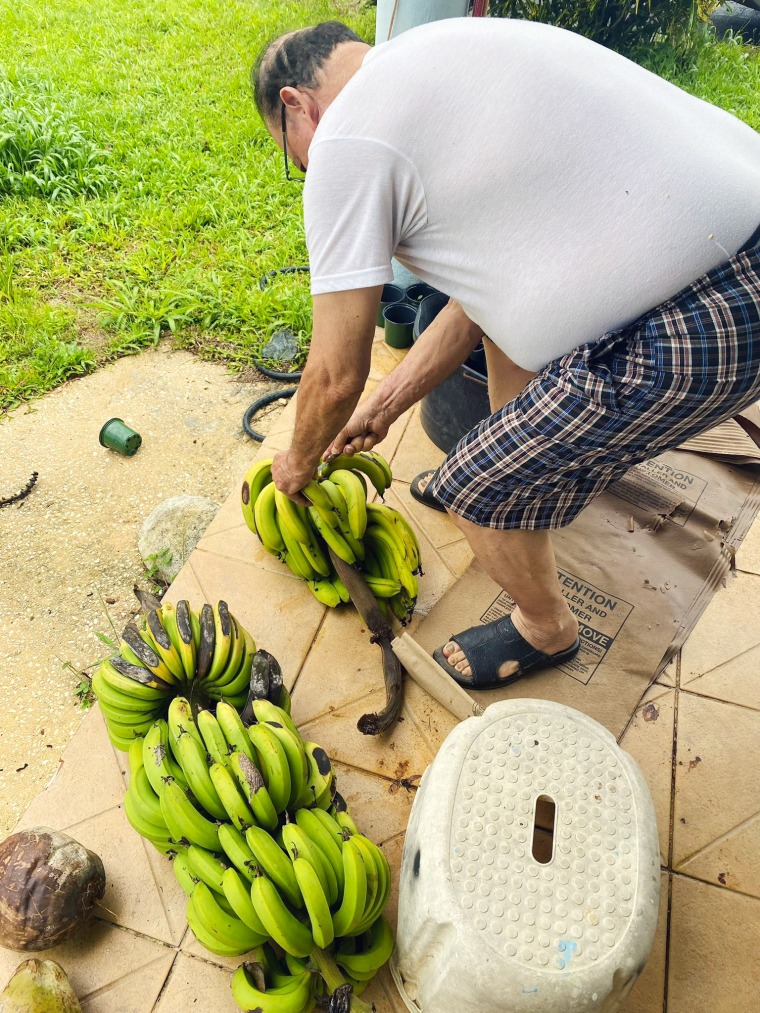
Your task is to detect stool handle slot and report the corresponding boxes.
[531,794,557,865]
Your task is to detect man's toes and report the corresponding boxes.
[454,659,472,676]
[443,640,459,658]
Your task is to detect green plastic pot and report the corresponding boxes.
[99,418,142,456]
[383,302,417,349]
[377,283,406,327]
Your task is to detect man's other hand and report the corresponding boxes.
[272,450,314,504]
[324,405,390,460]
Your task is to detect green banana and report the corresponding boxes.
[208,617,249,694]
[329,469,368,539]
[143,719,189,795]
[173,849,198,896]
[281,822,338,908]
[336,915,394,977]
[333,808,360,838]
[364,575,403,598]
[92,668,159,716]
[99,656,172,697]
[364,450,393,489]
[221,866,268,935]
[299,742,335,811]
[167,696,204,750]
[349,836,390,935]
[307,578,342,608]
[216,700,256,762]
[254,480,285,555]
[248,722,291,814]
[250,698,300,746]
[302,478,337,517]
[120,623,178,685]
[127,764,166,829]
[295,808,344,894]
[123,789,178,853]
[189,880,267,953]
[324,452,387,497]
[332,836,368,937]
[208,760,256,832]
[174,600,197,682]
[292,854,334,949]
[197,709,231,766]
[231,964,313,1013]
[218,823,257,883]
[186,844,228,895]
[241,458,273,534]
[275,488,313,545]
[142,607,186,681]
[365,525,418,599]
[186,895,249,958]
[332,575,351,603]
[258,716,308,810]
[229,750,279,831]
[207,600,233,682]
[309,807,348,848]
[128,735,146,776]
[279,519,319,580]
[245,824,303,909]
[307,508,357,564]
[160,778,220,851]
[298,525,330,578]
[365,503,409,560]
[170,721,227,821]
[250,871,314,958]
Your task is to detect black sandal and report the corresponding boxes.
[410,470,446,512]
[433,615,581,690]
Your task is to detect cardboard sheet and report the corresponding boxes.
[413,446,760,739]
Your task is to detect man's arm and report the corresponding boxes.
[271,286,381,499]
[326,298,484,457]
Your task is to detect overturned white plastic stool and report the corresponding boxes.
[390,699,659,1012]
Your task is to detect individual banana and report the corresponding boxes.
[208,616,249,694]
[186,844,228,895]
[258,716,307,810]
[160,778,220,851]
[100,656,173,696]
[241,458,273,534]
[335,915,394,978]
[229,750,279,831]
[221,866,269,935]
[281,823,338,908]
[231,964,313,1013]
[365,503,409,561]
[195,603,216,681]
[217,700,256,761]
[309,807,348,849]
[307,507,357,564]
[295,808,344,894]
[364,450,393,490]
[363,575,403,598]
[208,760,256,832]
[255,481,286,555]
[279,520,319,580]
[365,523,418,598]
[332,575,351,603]
[248,722,291,814]
[275,487,313,545]
[119,623,178,684]
[173,849,198,896]
[349,836,390,935]
[218,823,258,883]
[127,763,166,829]
[298,525,331,578]
[245,824,303,909]
[323,452,388,497]
[297,742,335,811]
[170,716,228,820]
[250,871,314,958]
[292,854,334,949]
[128,734,146,776]
[143,719,189,795]
[174,600,197,682]
[329,468,368,539]
[250,697,300,745]
[92,668,159,716]
[307,578,342,608]
[123,789,178,853]
[332,808,360,838]
[301,478,337,518]
[141,607,186,681]
[189,880,267,953]
[186,895,249,958]
[168,696,204,749]
[206,600,234,682]
[332,836,369,938]
[197,708,231,766]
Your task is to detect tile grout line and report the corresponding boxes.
[671,868,760,904]
[79,951,176,1006]
[289,607,330,698]
[150,951,181,1012]
[662,648,682,1013]
[675,684,760,714]
[681,636,760,684]
[673,809,760,872]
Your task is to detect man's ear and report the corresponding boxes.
[279,86,302,112]
[280,86,320,128]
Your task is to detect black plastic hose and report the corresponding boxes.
[242,387,298,442]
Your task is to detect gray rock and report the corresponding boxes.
[262,328,299,363]
[138,495,220,583]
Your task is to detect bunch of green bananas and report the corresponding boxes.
[123,694,392,1012]
[92,599,288,751]
[241,451,422,624]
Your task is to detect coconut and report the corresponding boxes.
[0,828,105,951]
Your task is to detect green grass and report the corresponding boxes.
[0,3,757,413]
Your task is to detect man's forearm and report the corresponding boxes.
[289,360,367,470]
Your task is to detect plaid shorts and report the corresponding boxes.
[429,225,760,529]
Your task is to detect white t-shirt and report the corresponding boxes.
[304,18,760,370]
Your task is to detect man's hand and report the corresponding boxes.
[271,450,315,504]
[325,401,391,460]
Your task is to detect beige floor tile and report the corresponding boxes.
[620,873,669,1013]
[667,874,760,1013]
[161,563,206,614]
[376,405,414,472]
[57,806,187,946]
[655,653,678,688]
[194,521,305,580]
[680,570,760,688]
[672,694,760,898]
[618,686,676,866]
[683,642,760,712]
[0,919,174,1013]
[734,514,760,575]
[257,428,293,454]
[185,552,326,690]
[152,952,238,1012]
[333,761,416,845]
[14,707,126,832]
[400,677,459,758]
[379,831,406,938]
[298,688,436,781]
[386,405,446,485]
[438,538,475,582]
[362,964,409,1013]
[371,335,409,376]
[289,605,396,728]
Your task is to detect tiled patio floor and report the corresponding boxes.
[4,329,759,1011]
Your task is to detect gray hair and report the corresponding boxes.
[252,21,363,124]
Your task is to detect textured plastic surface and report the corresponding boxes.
[391,700,660,1012]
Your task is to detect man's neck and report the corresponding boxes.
[317,42,372,112]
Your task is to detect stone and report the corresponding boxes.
[138,495,219,582]
[261,328,299,363]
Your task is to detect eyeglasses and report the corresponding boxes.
[281,103,305,184]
